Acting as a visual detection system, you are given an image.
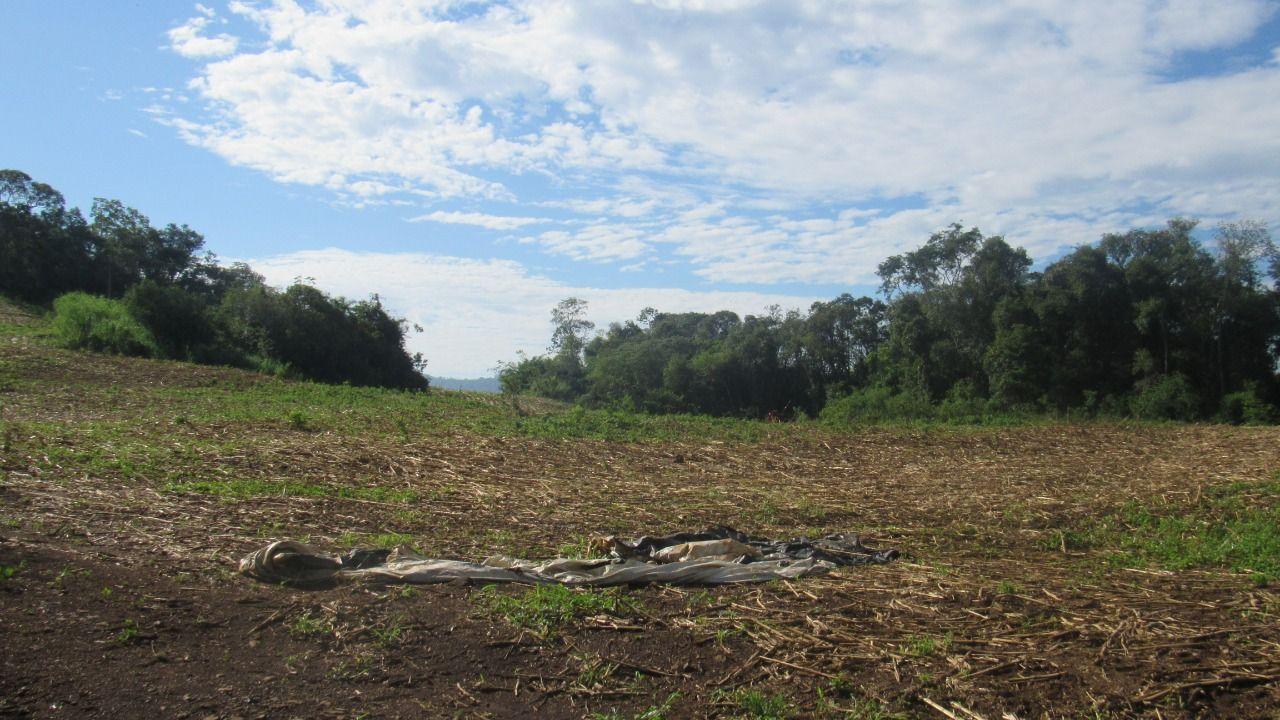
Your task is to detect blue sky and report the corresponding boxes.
[3,1,1279,376]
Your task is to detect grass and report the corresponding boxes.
[590,693,680,720]
[474,584,639,635]
[289,612,333,638]
[1046,478,1280,581]
[714,687,792,719]
[371,616,408,646]
[163,478,418,504]
[336,532,417,549]
[901,633,952,658]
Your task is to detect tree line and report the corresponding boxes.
[501,221,1280,423]
[0,169,427,390]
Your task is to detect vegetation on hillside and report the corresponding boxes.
[0,169,426,389]
[502,222,1280,423]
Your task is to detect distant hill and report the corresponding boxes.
[429,376,501,393]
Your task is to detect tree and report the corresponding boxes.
[90,198,155,297]
[549,297,594,361]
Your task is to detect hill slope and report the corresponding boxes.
[2,301,1279,718]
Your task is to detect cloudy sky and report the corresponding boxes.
[3,1,1279,376]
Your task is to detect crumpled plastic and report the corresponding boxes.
[239,526,897,587]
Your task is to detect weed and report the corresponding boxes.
[474,584,638,636]
[814,680,899,720]
[713,687,791,719]
[573,654,619,689]
[328,653,373,681]
[372,616,408,647]
[557,534,606,559]
[115,619,140,644]
[996,580,1022,595]
[289,611,332,638]
[163,478,416,504]
[590,692,680,720]
[0,562,23,582]
[902,633,952,658]
[286,409,310,431]
[337,531,417,550]
[1045,482,1280,580]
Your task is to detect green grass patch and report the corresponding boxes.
[1048,479,1280,581]
[288,612,333,638]
[162,478,417,504]
[900,633,952,658]
[335,531,417,549]
[714,687,792,719]
[474,584,639,635]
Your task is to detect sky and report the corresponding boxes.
[3,1,1279,377]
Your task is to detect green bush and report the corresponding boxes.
[936,379,989,422]
[1130,373,1199,421]
[1220,386,1278,425]
[820,385,934,425]
[123,280,213,360]
[51,292,156,357]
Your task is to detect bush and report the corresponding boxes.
[1220,386,1278,425]
[123,280,213,360]
[1130,373,1199,421]
[936,379,989,422]
[820,385,934,425]
[51,292,156,357]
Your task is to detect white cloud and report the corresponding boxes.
[168,1,1280,283]
[245,248,821,376]
[167,9,239,58]
[408,210,549,230]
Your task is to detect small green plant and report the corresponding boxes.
[556,534,605,559]
[372,616,408,646]
[902,633,952,658]
[289,611,332,638]
[713,687,791,719]
[286,409,311,431]
[115,619,140,644]
[591,692,680,720]
[995,579,1022,595]
[100,585,113,599]
[574,654,619,689]
[0,562,23,582]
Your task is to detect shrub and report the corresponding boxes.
[1130,373,1199,421]
[1220,386,1278,425]
[123,280,213,360]
[936,379,989,422]
[820,385,934,425]
[51,292,156,357]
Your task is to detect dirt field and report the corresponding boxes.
[2,306,1278,719]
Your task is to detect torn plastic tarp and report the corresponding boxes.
[239,526,897,587]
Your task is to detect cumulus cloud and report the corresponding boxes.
[408,210,549,230]
[168,1,1280,282]
[245,248,821,376]
[167,6,239,58]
